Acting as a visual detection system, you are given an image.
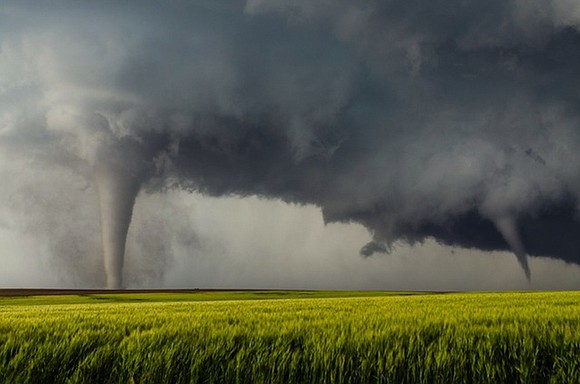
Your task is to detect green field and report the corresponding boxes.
[1,290,579,383]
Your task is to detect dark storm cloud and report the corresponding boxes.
[2,0,580,284]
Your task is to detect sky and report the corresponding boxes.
[1,1,580,289]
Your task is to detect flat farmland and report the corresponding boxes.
[0,290,579,383]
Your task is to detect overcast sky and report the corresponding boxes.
[2,1,580,289]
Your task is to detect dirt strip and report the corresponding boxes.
[0,288,257,296]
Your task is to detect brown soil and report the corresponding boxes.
[0,288,246,297]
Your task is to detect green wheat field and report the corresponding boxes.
[1,290,579,383]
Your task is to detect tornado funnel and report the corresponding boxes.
[94,165,141,289]
[494,216,531,281]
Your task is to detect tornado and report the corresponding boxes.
[494,216,531,281]
[94,163,141,289]
[5,1,580,289]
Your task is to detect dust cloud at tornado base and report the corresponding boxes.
[2,1,580,287]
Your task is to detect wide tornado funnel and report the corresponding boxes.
[94,164,141,289]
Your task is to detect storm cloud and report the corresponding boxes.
[2,0,580,286]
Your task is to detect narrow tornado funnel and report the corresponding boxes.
[94,164,141,289]
[494,216,531,281]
